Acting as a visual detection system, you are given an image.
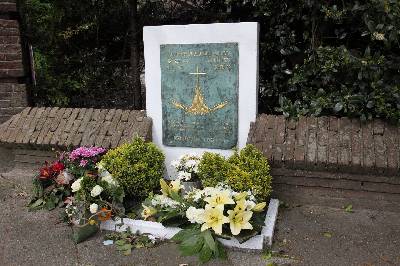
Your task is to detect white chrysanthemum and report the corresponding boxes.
[186,206,205,224]
[185,159,198,168]
[151,194,180,208]
[71,178,82,192]
[90,185,103,197]
[193,165,199,173]
[89,203,98,214]
[203,187,219,196]
[101,172,118,186]
[177,171,192,181]
[171,160,180,168]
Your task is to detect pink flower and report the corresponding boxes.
[69,146,106,161]
[79,159,88,167]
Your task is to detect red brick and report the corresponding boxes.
[0,3,17,13]
[274,116,286,144]
[385,124,399,172]
[338,117,352,166]
[351,119,362,167]
[317,117,329,164]
[362,121,375,168]
[0,36,19,44]
[0,19,18,28]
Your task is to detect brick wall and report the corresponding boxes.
[0,1,29,123]
[0,107,152,149]
[248,114,399,176]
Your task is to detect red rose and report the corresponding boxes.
[51,161,65,173]
[38,162,53,180]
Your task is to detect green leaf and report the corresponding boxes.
[116,243,132,251]
[72,224,99,244]
[334,102,343,112]
[344,204,354,213]
[122,247,132,256]
[216,240,227,259]
[179,234,203,256]
[202,230,216,252]
[28,198,44,210]
[115,239,126,246]
[323,232,333,238]
[199,245,213,263]
[172,227,199,242]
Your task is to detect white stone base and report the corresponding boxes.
[100,198,279,251]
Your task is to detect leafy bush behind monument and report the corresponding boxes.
[20,0,400,122]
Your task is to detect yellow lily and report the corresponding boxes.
[160,179,170,196]
[227,209,253,235]
[200,205,229,235]
[169,179,181,193]
[204,190,235,208]
[233,199,247,212]
[252,202,267,212]
[234,192,247,201]
[141,204,157,220]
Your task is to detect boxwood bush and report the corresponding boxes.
[198,145,272,201]
[100,137,165,199]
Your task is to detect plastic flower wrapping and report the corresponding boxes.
[170,153,201,181]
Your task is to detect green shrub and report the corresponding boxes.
[198,145,272,201]
[100,137,165,199]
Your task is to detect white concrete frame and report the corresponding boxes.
[100,199,279,251]
[143,23,259,177]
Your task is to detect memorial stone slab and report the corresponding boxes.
[144,23,258,176]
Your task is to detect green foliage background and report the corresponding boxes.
[20,0,400,122]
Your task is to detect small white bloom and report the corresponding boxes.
[186,206,205,224]
[148,234,157,243]
[71,178,82,192]
[171,160,180,169]
[177,171,191,181]
[101,172,118,186]
[373,32,385,41]
[151,194,180,208]
[89,203,98,214]
[185,159,198,168]
[90,185,103,197]
[96,161,106,171]
[193,165,199,173]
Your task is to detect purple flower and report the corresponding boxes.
[69,146,107,161]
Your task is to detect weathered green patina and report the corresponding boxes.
[160,43,239,149]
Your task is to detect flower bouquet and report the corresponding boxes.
[141,179,267,263]
[28,160,72,211]
[29,146,124,243]
[65,161,125,243]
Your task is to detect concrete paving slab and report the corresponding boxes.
[272,204,400,266]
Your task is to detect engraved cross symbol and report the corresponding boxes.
[189,66,206,76]
[189,66,206,90]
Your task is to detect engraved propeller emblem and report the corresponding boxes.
[172,66,228,115]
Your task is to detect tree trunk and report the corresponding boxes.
[129,0,142,109]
